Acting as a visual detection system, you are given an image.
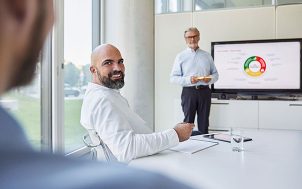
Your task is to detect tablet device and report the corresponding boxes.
[204,133,252,143]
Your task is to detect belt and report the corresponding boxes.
[185,85,209,89]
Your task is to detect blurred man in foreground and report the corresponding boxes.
[0,1,194,188]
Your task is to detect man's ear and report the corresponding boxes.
[90,66,96,74]
[0,0,36,60]
[0,0,36,93]
[2,0,38,55]
[5,0,37,27]
[6,0,27,23]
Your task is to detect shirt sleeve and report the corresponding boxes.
[170,55,192,86]
[207,54,219,85]
[93,99,179,163]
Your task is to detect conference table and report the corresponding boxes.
[129,129,302,189]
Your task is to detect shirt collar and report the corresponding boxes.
[88,82,120,93]
[186,47,200,53]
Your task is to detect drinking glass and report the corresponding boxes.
[230,128,244,152]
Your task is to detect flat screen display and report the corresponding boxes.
[211,39,302,94]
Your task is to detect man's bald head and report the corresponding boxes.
[90,44,125,89]
[91,44,121,67]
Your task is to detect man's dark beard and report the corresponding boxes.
[97,70,125,89]
[9,1,46,90]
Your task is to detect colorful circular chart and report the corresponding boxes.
[244,56,266,77]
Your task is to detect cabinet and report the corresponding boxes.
[259,101,302,130]
[209,99,258,130]
[210,99,302,130]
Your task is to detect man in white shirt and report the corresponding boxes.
[81,44,194,163]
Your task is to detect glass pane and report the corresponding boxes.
[276,0,302,5]
[226,0,272,8]
[195,0,275,10]
[64,0,92,152]
[195,0,225,11]
[155,0,167,14]
[155,0,193,14]
[168,0,179,12]
[183,0,193,12]
[1,64,41,150]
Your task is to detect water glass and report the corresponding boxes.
[230,129,244,152]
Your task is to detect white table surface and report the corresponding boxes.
[129,129,302,189]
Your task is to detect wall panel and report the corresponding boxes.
[276,4,302,38]
[155,13,192,131]
[193,7,276,52]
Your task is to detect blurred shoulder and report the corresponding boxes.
[0,151,194,189]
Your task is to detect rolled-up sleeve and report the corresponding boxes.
[93,99,179,163]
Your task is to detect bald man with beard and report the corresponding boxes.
[0,1,194,189]
[81,44,194,163]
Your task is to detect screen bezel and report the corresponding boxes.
[211,38,302,95]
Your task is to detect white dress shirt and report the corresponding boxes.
[80,82,179,163]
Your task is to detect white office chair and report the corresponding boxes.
[82,130,117,162]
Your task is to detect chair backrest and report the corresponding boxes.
[83,130,117,162]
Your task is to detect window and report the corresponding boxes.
[276,0,302,5]
[155,0,193,14]
[1,63,41,150]
[168,0,179,12]
[155,0,302,14]
[64,0,93,152]
[0,0,100,155]
[195,0,225,10]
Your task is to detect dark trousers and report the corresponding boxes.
[181,86,211,135]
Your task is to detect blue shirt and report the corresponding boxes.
[170,48,219,87]
[0,106,195,189]
[0,106,32,152]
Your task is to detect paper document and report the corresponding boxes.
[196,76,212,80]
[169,139,218,154]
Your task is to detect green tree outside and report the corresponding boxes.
[64,62,80,87]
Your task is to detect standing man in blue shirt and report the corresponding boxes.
[170,27,219,135]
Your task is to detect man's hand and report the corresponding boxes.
[191,76,212,84]
[202,76,211,83]
[174,123,195,142]
[190,76,199,84]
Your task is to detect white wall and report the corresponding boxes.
[155,13,192,131]
[193,7,275,52]
[276,4,302,38]
[104,0,155,129]
[155,5,302,132]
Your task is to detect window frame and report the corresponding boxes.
[51,0,102,157]
[41,34,53,153]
